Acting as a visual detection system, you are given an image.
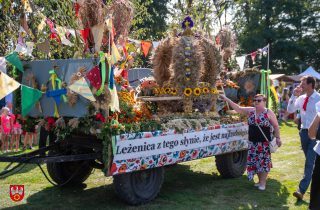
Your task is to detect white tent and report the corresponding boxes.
[299,66,320,80]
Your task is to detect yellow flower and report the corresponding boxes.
[184,88,192,96]
[185,47,190,50]
[211,88,216,94]
[165,87,171,93]
[162,88,167,94]
[186,78,190,81]
[186,68,190,71]
[203,87,209,94]
[160,88,165,94]
[194,88,201,96]
[171,88,177,95]
[155,88,159,94]
[185,58,190,62]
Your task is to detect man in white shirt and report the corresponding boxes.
[287,75,320,200]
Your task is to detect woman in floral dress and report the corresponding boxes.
[220,94,282,190]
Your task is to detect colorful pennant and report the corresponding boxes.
[0,72,21,100]
[251,50,259,61]
[5,52,24,73]
[35,41,51,56]
[141,41,152,57]
[68,77,96,101]
[21,85,43,117]
[85,65,102,90]
[79,28,90,52]
[91,23,104,53]
[236,56,246,71]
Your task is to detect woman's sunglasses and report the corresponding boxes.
[253,99,264,103]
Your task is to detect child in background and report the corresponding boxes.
[23,124,34,150]
[1,107,12,153]
[11,114,22,152]
[32,125,38,145]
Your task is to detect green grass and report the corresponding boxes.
[0,120,311,209]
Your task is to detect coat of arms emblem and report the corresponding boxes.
[10,185,24,201]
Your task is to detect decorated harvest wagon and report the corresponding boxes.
[0,0,276,205]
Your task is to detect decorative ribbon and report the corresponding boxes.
[49,69,67,117]
[74,3,79,18]
[12,66,18,77]
[96,52,106,96]
[95,113,105,123]
[260,70,272,108]
[46,116,55,130]
[112,136,117,155]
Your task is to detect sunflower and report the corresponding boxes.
[160,88,165,94]
[194,88,201,96]
[155,88,159,94]
[186,68,190,71]
[203,87,209,94]
[165,87,171,94]
[171,88,177,95]
[184,88,192,96]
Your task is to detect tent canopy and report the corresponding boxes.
[299,66,320,80]
[269,74,296,83]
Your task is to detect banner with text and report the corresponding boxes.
[113,124,249,161]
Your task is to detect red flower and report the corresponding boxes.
[267,163,270,168]
[136,160,140,164]
[118,164,127,173]
[250,146,254,152]
[248,156,251,161]
[192,150,198,159]
[110,163,117,175]
[261,160,265,166]
[265,152,269,157]
[264,113,268,118]
[127,158,136,162]
[159,154,167,166]
[263,142,269,146]
[258,145,263,152]
[247,166,252,172]
[252,166,257,171]
[180,150,187,158]
[256,156,259,161]
[149,160,153,164]
[257,118,261,124]
[169,159,172,163]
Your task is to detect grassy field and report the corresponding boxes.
[0,120,312,209]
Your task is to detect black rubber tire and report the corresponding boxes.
[215,150,248,178]
[113,167,164,206]
[47,149,93,186]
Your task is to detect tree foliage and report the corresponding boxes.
[232,0,320,73]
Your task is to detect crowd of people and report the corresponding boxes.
[221,75,320,209]
[0,107,37,154]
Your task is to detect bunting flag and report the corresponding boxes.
[16,42,34,57]
[236,56,246,71]
[21,85,43,117]
[251,50,259,61]
[79,28,90,52]
[74,3,79,18]
[141,41,152,57]
[85,65,102,90]
[46,88,67,105]
[5,52,24,73]
[35,41,51,56]
[18,34,24,46]
[91,23,104,53]
[68,77,96,101]
[261,45,269,53]
[24,0,32,12]
[49,31,61,46]
[55,25,67,40]
[152,41,159,48]
[21,15,30,34]
[110,84,120,112]
[68,28,76,38]
[38,11,46,31]
[106,18,116,43]
[0,57,6,73]
[111,43,121,64]
[109,65,114,90]
[127,38,141,46]
[121,44,129,58]
[46,17,55,31]
[61,38,73,47]
[19,26,26,33]
[0,72,21,100]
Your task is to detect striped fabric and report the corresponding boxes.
[68,77,96,101]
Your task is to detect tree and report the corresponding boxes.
[232,0,319,74]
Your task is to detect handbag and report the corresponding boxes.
[255,109,278,153]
